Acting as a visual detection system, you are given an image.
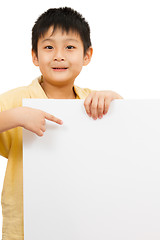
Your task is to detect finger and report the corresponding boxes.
[36,129,44,137]
[90,96,98,119]
[44,112,63,125]
[84,95,92,117]
[40,124,46,132]
[97,96,105,118]
[104,98,111,114]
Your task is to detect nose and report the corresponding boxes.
[54,49,65,62]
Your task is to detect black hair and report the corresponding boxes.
[32,7,92,56]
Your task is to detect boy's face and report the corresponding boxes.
[32,27,93,87]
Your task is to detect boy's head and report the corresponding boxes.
[32,7,92,57]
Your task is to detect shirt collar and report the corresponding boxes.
[30,76,85,99]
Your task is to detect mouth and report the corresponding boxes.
[52,67,68,71]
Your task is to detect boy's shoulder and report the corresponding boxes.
[0,77,41,111]
[74,85,92,99]
[0,85,29,111]
[0,76,46,111]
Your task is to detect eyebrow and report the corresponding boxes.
[42,38,79,43]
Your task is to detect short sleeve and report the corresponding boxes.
[0,101,10,159]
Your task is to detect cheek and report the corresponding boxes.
[70,53,84,66]
[38,52,52,66]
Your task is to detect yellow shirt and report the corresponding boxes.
[0,76,92,240]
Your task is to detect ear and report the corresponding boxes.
[83,47,93,66]
[32,50,39,66]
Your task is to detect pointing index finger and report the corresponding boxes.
[44,112,63,125]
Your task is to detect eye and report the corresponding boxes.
[45,46,53,49]
[66,45,75,50]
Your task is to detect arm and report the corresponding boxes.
[84,90,123,120]
[0,107,63,136]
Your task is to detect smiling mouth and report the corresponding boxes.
[52,67,68,71]
[52,67,68,69]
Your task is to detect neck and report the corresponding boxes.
[40,79,76,99]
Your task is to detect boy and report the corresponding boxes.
[0,7,122,240]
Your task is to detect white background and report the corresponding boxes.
[0,0,160,238]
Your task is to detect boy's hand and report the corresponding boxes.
[18,107,63,136]
[84,91,123,120]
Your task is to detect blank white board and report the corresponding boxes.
[23,99,160,240]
